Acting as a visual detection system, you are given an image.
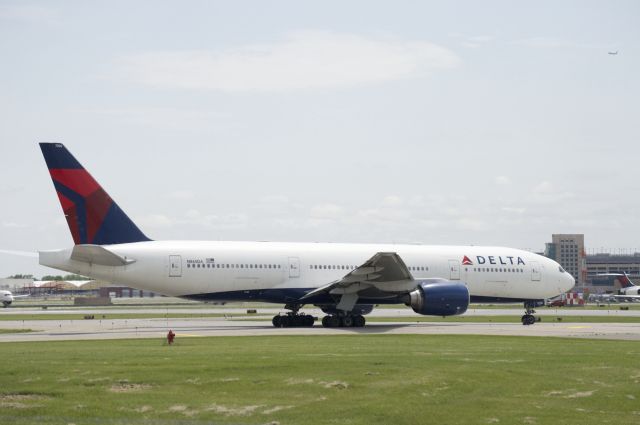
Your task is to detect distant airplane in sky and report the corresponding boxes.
[37,143,574,326]
[608,51,619,55]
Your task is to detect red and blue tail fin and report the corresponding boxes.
[618,273,636,288]
[39,143,151,245]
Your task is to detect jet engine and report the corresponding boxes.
[406,281,469,316]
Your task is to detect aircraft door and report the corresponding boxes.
[448,260,460,280]
[530,261,541,281]
[289,257,300,278]
[169,255,182,277]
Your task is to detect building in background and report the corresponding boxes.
[545,234,586,287]
[586,253,640,292]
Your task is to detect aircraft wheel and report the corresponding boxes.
[353,315,365,327]
[322,316,331,327]
[304,315,315,327]
[329,315,341,327]
[342,315,354,327]
[272,315,282,327]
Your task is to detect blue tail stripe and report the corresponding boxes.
[53,180,88,244]
[40,143,83,169]
[92,203,150,245]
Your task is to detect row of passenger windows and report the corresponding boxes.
[310,265,356,270]
[472,267,524,273]
[309,265,430,272]
[409,266,429,271]
[187,263,281,269]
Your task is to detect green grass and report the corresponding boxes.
[0,313,252,321]
[0,329,32,334]
[1,335,639,424]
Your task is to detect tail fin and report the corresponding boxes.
[596,272,636,288]
[39,143,151,245]
[618,273,636,288]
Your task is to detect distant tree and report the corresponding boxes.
[7,274,34,279]
[41,275,63,281]
[40,274,89,281]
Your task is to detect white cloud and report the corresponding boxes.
[451,33,495,49]
[0,249,38,258]
[118,30,460,92]
[511,37,607,49]
[456,218,487,231]
[0,5,58,25]
[136,214,174,228]
[310,203,344,219]
[2,221,28,229]
[532,181,554,194]
[168,190,196,200]
[530,181,574,204]
[495,176,511,185]
[201,213,248,230]
[382,195,404,207]
[501,207,525,214]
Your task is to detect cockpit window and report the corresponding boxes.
[558,266,566,273]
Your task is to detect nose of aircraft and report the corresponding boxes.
[562,272,576,292]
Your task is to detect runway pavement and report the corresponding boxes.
[1,316,640,342]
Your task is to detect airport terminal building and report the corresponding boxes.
[544,234,640,294]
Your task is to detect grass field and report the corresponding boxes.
[0,329,31,334]
[1,335,640,424]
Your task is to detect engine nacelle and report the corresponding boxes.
[406,281,469,316]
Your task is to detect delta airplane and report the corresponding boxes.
[591,273,640,303]
[38,143,574,327]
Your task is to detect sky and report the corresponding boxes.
[0,0,639,278]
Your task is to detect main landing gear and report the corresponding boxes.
[521,301,541,326]
[321,314,366,328]
[271,304,315,328]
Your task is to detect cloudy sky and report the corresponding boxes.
[1,1,639,278]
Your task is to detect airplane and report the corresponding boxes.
[590,273,640,303]
[37,143,575,326]
[608,51,619,55]
[1,290,29,307]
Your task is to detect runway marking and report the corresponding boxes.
[567,326,592,329]
[177,333,204,337]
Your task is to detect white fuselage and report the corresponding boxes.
[40,241,575,303]
[1,290,15,306]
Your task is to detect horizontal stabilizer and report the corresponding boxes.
[71,244,135,266]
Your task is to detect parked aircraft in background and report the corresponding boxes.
[1,290,29,307]
[590,273,640,303]
[38,143,574,326]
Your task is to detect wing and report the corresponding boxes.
[300,252,415,311]
[613,295,640,300]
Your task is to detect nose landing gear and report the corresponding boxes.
[522,301,541,325]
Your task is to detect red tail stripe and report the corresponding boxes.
[49,169,101,197]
